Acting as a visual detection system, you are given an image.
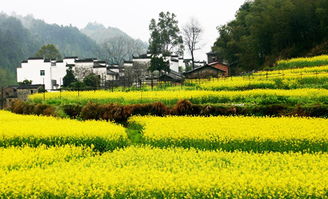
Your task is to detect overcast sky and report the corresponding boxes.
[1,0,246,60]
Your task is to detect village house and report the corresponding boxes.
[17,57,118,91]
[183,52,229,79]
[0,84,44,109]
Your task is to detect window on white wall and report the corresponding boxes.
[40,70,45,76]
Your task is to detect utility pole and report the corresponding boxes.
[43,78,45,101]
[1,87,4,110]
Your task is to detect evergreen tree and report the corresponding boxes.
[63,67,77,87]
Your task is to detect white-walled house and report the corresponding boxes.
[17,57,118,91]
[128,53,187,73]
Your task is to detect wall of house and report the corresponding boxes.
[169,60,179,72]
[17,59,52,90]
[211,63,229,76]
[50,62,67,89]
[17,88,39,101]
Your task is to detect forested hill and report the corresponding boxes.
[212,0,328,74]
[18,15,102,58]
[0,14,40,86]
[81,22,130,44]
[81,22,148,64]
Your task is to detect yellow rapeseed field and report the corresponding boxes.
[0,111,127,150]
[29,88,328,105]
[130,116,328,152]
[0,146,327,198]
[276,55,328,68]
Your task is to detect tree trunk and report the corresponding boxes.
[191,51,195,69]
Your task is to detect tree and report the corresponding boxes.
[149,56,169,74]
[182,18,203,69]
[148,11,184,56]
[83,73,100,88]
[102,36,147,65]
[35,44,62,60]
[73,67,93,81]
[18,79,32,85]
[63,66,77,87]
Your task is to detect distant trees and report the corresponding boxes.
[35,44,62,60]
[182,18,203,69]
[212,0,328,74]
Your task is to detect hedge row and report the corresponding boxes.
[9,100,328,123]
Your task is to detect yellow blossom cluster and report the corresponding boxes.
[0,146,327,198]
[29,88,328,105]
[0,111,127,150]
[130,116,328,151]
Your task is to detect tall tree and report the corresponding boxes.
[148,11,184,56]
[35,44,62,60]
[182,18,203,69]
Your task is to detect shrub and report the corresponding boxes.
[100,104,132,123]
[34,104,55,116]
[149,102,169,116]
[80,102,101,120]
[62,104,82,118]
[172,100,193,115]
[10,100,25,114]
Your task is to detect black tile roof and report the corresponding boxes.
[64,56,78,59]
[133,54,152,59]
[107,70,119,75]
[75,58,97,63]
[28,57,44,60]
[17,84,44,89]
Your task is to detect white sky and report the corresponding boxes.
[1,0,246,60]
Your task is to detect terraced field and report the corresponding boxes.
[1,110,328,198]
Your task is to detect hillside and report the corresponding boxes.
[18,15,102,58]
[81,22,148,64]
[213,0,328,74]
[81,22,130,44]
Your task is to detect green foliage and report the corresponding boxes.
[18,80,32,85]
[148,12,184,56]
[213,0,328,73]
[83,73,100,88]
[63,67,77,87]
[19,15,102,58]
[69,81,86,90]
[0,68,15,87]
[34,44,62,60]
[0,14,40,77]
[149,56,170,73]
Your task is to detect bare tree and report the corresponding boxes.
[73,67,93,81]
[182,18,203,69]
[102,36,147,65]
